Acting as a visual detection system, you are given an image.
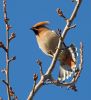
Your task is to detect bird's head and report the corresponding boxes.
[31,21,49,35]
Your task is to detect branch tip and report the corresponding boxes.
[9,33,16,42]
[68,24,76,29]
[36,59,42,67]
[1,68,6,74]
[36,59,44,76]
[9,56,16,62]
[0,41,8,52]
[33,73,38,81]
[56,8,67,20]
[2,80,9,86]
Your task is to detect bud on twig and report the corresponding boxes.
[9,87,14,96]
[33,74,38,81]
[4,18,9,23]
[1,68,6,74]
[36,59,44,76]
[0,42,8,52]
[9,32,16,42]
[36,59,42,67]
[56,8,67,20]
[6,24,12,31]
[9,56,16,62]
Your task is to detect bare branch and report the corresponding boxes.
[3,0,12,99]
[0,0,15,99]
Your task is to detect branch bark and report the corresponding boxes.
[27,0,82,100]
[3,0,11,100]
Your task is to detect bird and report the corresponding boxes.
[31,21,77,81]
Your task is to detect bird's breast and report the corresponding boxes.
[36,30,59,56]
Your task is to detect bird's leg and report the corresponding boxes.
[55,28,62,37]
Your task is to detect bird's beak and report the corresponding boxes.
[30,27,33,30]
[30,27,36,31]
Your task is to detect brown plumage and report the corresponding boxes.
[31,21,77,81]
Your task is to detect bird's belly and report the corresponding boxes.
[37,35,59,56]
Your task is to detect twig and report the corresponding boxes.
[27,1,82,100]
[0,42,8,52]
[2,80,18,100]
[56,8,67,20]
[8,56,16,63]
[9,32,16,42]
[79,42,83,70]
[2,80,9,86]
[1,68,6,74]
[68,24,76,30]
[31,74,38,98]
[36,59,44,76]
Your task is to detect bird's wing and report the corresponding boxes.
[58,44,78,81]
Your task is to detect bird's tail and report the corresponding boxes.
[58,44,77,81]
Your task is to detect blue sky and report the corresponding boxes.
[0,0,91,100]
